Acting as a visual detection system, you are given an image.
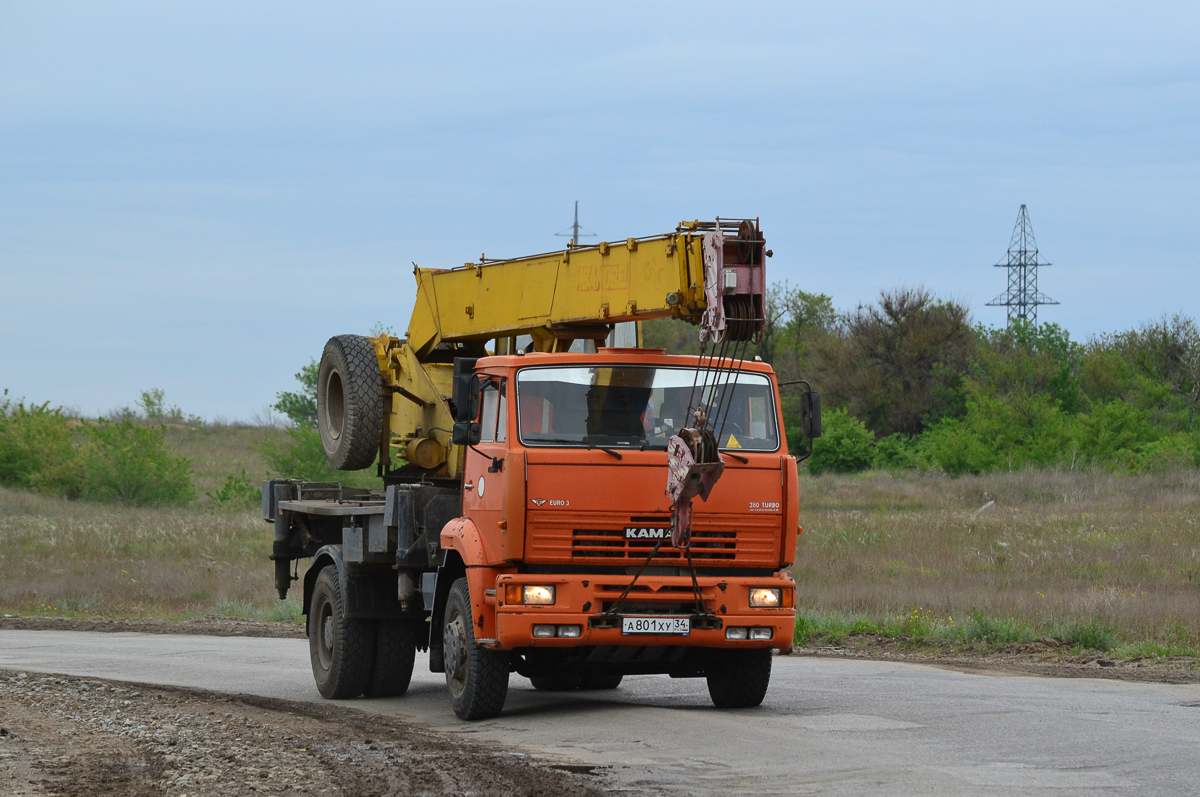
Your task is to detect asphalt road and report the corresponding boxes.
[2,630,1198,795]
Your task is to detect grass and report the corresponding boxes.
[792,469,1200,658]
[2,429,1199,662]
[0,421,372,622]
[161,422,289,502]
[0,485,290,621]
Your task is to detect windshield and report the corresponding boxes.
[515,365,780,451]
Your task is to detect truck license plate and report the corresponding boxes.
[621,616,690,635]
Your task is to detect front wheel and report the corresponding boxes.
[443,578,509,720]
[309,566,376,699]
[706,648,772,709]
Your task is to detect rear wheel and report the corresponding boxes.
[529,674,583,691]
[706,648,772,709]
[365,619,418,698]
[309,566,376,699]
[443,578,509,720]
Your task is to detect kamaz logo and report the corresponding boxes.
[624,526,669,540]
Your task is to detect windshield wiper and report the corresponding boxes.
[531,437,623,460]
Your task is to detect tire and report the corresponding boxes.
[308,566,376,699]
[318,334,383,471]
[579,673,623,690]
[443,577,509,720]
[529,674,583,691]
[706,648,772,709]
[364,619,418,698]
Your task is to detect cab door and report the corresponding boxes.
[462,378,507,560]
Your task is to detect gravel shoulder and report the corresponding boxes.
[0,668,605,797]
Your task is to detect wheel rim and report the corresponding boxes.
[443,606,468,698]
[316,599,334,670]
[325,371,344,440]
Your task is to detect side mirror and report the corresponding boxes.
[452,421,481,446]
[801,392,822,439]
[451,358,480,422]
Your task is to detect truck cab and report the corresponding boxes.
[433,350,799,715]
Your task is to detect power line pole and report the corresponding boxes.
[986,204,1059,326]
[555,200,597,246]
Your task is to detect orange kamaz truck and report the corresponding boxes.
[263,219,820,719]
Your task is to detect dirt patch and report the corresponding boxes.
[0,669,606,796]
[0,615,305,639]
[794,633,1200,685]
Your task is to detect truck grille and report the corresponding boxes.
[571,528,735,560]
[525,512,779,566]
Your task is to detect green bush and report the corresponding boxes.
[1,392,195,505]
[1130,433,1199,472]
[919,417,994,475]
[1058,620,1115,652]
[77,420,194,506]
[793,610,877,646]
[257,425,380,488]
[872,433,923,471]
[961,611,1035,644]
[807,407,875,475]
[206,469,262,509]
[0,396,78,493]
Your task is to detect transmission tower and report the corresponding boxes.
[555,200,597,246]
[986,204,1058,326]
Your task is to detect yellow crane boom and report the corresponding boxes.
[405,219,768,357]
[337,218,767,481]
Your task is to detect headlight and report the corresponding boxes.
[749,588,782,608]
[522,585,556,605]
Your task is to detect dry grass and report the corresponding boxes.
[0,486,292,620]
[162,422,288,500]
[792,469,1200,649]
[3,445,1198,654]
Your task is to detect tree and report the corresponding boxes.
[261,359,380,487]
[1104,314,1200,425]
[641,318,702,356]
[970,322,1082,412]
[812,289,974,437]
[641,283,835,368]
[757,284,835,371]
[273,360,319,427]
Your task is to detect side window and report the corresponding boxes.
[480,384,500,443]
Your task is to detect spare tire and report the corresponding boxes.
[317,335,383,471]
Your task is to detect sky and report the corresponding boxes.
[2,1,1198,420]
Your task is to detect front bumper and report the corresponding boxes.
[491,572,796,652]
